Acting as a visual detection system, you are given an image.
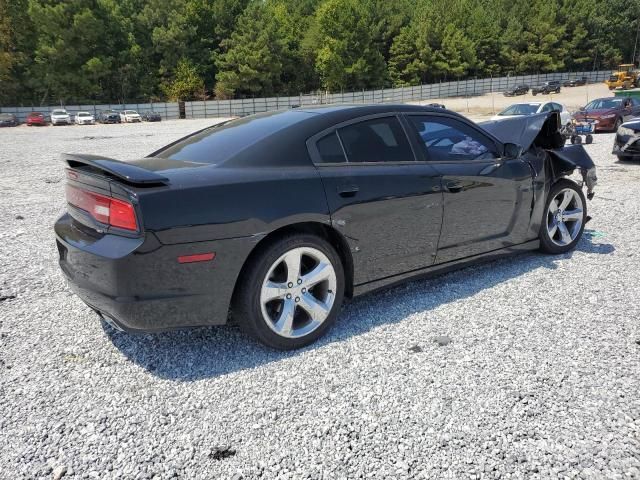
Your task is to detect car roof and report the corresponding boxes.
[150,104,480,168]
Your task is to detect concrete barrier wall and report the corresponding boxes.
[2,70,613,122]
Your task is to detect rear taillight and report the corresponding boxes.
[65,184,138,231]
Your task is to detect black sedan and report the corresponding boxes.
[613,117,640,161]
[563,77,588,87]
[55,105,596,349]
[0,113,18,127]
[532,81,561,95]
[142,111,162,122]
[503,85,529,96]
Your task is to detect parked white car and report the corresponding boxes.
[491,102,572,125]
[75,111,95,125]
[50,109,71,125]
[120,110,142,123]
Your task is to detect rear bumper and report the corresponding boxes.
[54,213,255,332]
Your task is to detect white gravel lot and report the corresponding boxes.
[1,119,640,480]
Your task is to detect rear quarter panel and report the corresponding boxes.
[136,165,331,244]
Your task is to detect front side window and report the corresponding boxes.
[337,117,413,163]
[408,116,499,162]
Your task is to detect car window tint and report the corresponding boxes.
[408,116,499,162]
[552,103,562,111]
[316,131,346,163]
[499,104,538,115]
[541,103,553,112]
[156,110,316,164]
[338,117,413,163]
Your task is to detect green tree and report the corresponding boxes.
[0,0,33,105]
[215,1,312,98]
[311,0,387,91]
[162,58,204,100]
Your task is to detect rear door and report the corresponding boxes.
[308,114,443,285]
[404,113,534,264]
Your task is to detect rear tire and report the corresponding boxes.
[539,180,587,254]
[585,134,593,144]
[233,234,345,350]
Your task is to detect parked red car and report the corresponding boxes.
[573,96,640,132]
[26,112,47,126]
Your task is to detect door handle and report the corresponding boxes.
[337,184,359,197]
[445,181,463,193]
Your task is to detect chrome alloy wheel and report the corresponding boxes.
[260,247,337,339]
[546,188,584,246]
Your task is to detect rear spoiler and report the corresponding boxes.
[62,154,169,186]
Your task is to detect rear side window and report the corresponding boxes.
[408,115,499,162]
[337,117,413,163]
[316,132,346,163]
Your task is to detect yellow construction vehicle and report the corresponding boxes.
[605,64,640,90]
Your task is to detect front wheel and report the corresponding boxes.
[233,234,345,350]
[539,180,587,254]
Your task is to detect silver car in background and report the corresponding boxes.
[51,109,71,125]
[75,111,95,125]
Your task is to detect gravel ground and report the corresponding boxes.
[1,119,640,480]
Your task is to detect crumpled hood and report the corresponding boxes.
[622,118,640,131]
[479,112,564,151]
[480,111,596,198]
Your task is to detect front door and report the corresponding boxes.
[308,115,443,285]
[404,114,534,264]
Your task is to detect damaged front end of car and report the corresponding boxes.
[481,111,597,200]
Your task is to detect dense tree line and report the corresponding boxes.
[0,0,638,105]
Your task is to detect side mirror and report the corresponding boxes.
[503,143,523,159]
[579,106,586,111]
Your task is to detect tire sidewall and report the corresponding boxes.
[539,179,587,254]
[237,234,345,350]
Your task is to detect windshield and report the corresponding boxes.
[584,98,623,110]
[52,110,67,115]
[154,110,314,164]
[498,104,539,116]
[125,110,138,114]
[78,112,91,117]
[0,114,13,119]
